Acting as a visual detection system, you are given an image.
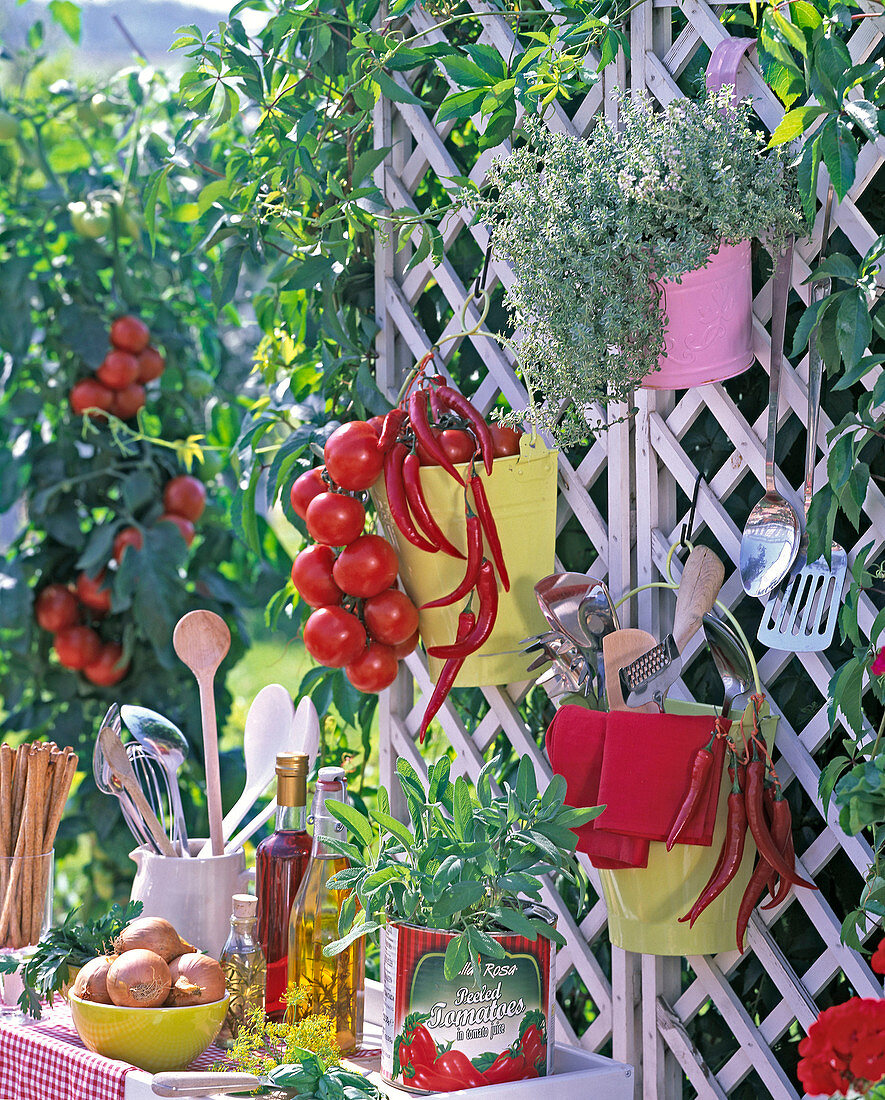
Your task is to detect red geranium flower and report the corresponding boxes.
[798,998,885,1096]
[871,937,885,976]
[871,646,885,676]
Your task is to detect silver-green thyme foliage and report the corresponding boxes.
[475,88,804,446]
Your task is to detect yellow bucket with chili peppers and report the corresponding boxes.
[598,697,777,957]
[371,434,556,687]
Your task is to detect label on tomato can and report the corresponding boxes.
[381,916,554,1092]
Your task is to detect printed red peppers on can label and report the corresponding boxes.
[381,920,554,1091]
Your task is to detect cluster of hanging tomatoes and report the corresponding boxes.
[33,476,207,686]
[69,314,165,421]
[289,421,420,694]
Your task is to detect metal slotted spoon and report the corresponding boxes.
[758,187,847,652]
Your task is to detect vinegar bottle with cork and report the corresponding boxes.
[256,752,312,1020]
[287,766,365,1052]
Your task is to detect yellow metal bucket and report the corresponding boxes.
[371,436,557,688]
[598,698,777,956]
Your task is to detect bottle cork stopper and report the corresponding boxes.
[317,766,345,783]
[232,893,258,920]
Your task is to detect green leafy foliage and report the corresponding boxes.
[322,756,600,982]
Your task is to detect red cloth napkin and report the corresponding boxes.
[597,711,728,846]
[545,706,649,870]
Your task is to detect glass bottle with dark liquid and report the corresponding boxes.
[287,766,365,1052]
[255,751,311,1020]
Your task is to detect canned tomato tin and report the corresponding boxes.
[381,909,556,1092]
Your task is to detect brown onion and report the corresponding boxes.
[113,916,195,962]
[71,955,114,1004]
[106,949,171,1008]
[165,952,226,1007]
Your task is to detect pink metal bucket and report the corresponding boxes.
[643,239,753,389]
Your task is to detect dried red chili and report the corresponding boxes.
[470,473,510,592]
[761,789,797,910]
[427,559,498,660]
[383,443,437,553]
[434,384,495,476]
[418,610,475,744]
[735,853,776,953]
[408,389,464,484]
[744,759,815,891]
[402,452,465,560]
[666,732,717,851]
[421,513,482,610]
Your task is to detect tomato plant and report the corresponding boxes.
[83,643,129,687]
[332,536,399,598]
[364,589,419,646]
[97,350,139,390]
[418,429,476,466]
[54,626,102,670]
[303,607,367,668]
[158,513,196,546]
[76,571,112,616]
[345,641,399,693]
[162,476,207,522]
[113,527,143,563]
[135,346,165,383]
[289,467,327,520]
[324,422,384,491]
[490,425,522,457]
[110,315,150,354]
[291,545,343,608]
[305,492,365,546]
[109,383,145,421]
[69,378,113,417]
[34,586,79,633]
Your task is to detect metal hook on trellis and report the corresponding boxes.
[677,473,704,557]
[472,239,494,302]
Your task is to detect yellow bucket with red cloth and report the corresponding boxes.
[598,698,777,957]
[371,435,556,688]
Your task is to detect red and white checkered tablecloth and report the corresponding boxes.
[0,1002,225,1100]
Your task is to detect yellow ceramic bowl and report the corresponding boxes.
[68,994,229,1073]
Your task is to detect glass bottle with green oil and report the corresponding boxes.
[287,766,365,1053]
[217,893,266,1049]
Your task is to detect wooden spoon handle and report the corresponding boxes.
[672,547,725,653]
[197,673,224,857]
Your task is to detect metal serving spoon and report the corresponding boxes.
[121,705,191,857]
[703,613,754,718]
[739,238,802,597]
[93,704,158,852]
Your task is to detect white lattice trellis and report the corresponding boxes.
[372,3,885,1095]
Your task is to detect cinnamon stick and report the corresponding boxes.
[0,743,12,859]
[10,744,28,854]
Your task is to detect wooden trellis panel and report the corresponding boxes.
[372,2,885,1096]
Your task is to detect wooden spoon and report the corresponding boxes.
[602,628,658,713]
[173,610,231,857]
[98,724,177,857]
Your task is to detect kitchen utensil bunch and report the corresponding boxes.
[0,741,77,948]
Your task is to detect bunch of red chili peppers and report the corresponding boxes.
[672,696,817,952]
[395,1013,546,1089]
[375,356,518,744]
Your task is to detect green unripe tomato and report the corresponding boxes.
[185,370,214,398]
[0,110,19,142]
[69,200,112,239]
[198,451,223,480]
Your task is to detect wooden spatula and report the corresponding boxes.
[603,629,658,713]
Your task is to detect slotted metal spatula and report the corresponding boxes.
[758,190,847,652]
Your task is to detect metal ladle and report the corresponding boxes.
[703,613,754,718]
[121,706,191,857]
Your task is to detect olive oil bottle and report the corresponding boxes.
[287,766,364,1052]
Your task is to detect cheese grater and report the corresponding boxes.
[620,546,725,709]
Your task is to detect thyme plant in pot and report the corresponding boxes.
[322,755,599,1091]
[472,88,804,445]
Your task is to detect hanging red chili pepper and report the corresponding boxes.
[383,443,438,553]
[408,389,464,485]
[434,383,495,476]
[427,560,498,659]
[376,407,408,454]
[470,473,509,592]
[744,758,815,891]
[666,731,718,851]
[402,452,465,560]
[735,852,776,953]
[760,788,798,909]
[682,761,747,927]
[418,609,475,744]
[420,513,482,609]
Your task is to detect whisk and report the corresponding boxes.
[125,741,177,852]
